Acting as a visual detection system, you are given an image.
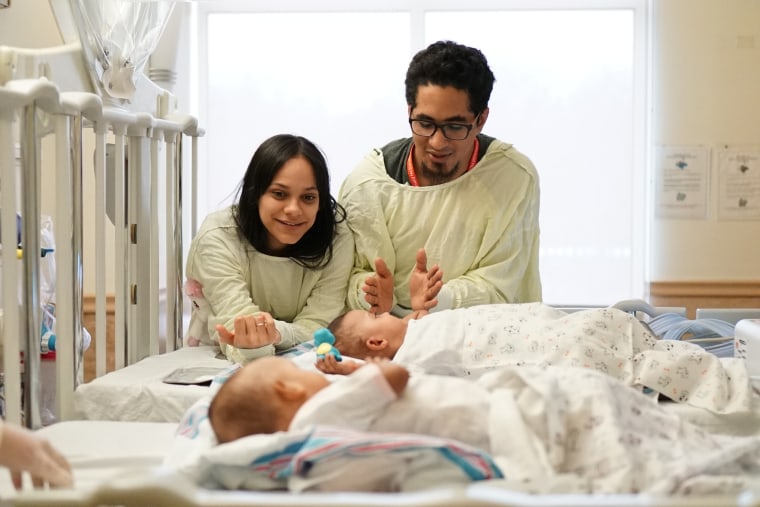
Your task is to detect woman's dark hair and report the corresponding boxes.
[233,134,346,268]
[405,40,495,116]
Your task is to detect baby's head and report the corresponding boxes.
[208,356,330,443]
[329,310,406,360]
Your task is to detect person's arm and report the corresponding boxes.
[421,146,542,310]
[0,420,73,489]
[188,214,353,364]
[186,216,274,362]
[339,155,400,313]
[443,176,540,307]
[274,221,355,344]
[306,359,408,400]
[226,229,353,363]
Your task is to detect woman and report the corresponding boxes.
[185,134,353,364]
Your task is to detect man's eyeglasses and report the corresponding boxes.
[408,115,480,141]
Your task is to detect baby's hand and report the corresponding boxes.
[365,357,409,396]
[316,354,362,375]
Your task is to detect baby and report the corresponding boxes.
[205,355,760,495]
[326,302,634,374]
[320,302,752,415]
[208,357,411,444]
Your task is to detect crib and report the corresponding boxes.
[0,0,201,428]
[2,1,760,506]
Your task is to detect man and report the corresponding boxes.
[339,40,541,316]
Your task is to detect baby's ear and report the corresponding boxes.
[273,379,307,401]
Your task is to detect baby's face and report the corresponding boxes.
[341,310,405,353]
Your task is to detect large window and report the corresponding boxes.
[193,0,649,306]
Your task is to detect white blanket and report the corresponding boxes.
[478,366,760,495]
[396,304,753,415]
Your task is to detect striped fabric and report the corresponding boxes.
[250,426,503,482]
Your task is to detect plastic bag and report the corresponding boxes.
[67,0,176,100]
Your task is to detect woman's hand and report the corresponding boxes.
[0,422,73,489]
[215,313,282,349]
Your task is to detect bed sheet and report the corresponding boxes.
[73,346,233,422]
[73,342,317,422]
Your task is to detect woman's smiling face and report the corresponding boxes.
[258,155,319,253]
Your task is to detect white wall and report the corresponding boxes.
[0,0,60,48]
[3,0,759,295]
[651,0,760,281]
[0,0,62,223]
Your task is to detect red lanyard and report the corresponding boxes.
[406,137,480,187]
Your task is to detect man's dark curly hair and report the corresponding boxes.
[405,40,495,116]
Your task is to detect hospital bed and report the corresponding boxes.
[3,1,760,505]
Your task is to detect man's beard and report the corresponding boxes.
[419,161,462,185]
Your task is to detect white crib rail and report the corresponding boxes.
[0,75,202,427]
[0,79,59,428]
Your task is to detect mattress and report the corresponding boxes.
[73,346,232,422]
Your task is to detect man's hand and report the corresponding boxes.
[362,257,394,315]
[409,248,443,312]
[216,313,282,349]
[315,354,363,375]
[0,423,73,489]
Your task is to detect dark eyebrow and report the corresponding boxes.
[269,182,318,192]
[412,113,469,123]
